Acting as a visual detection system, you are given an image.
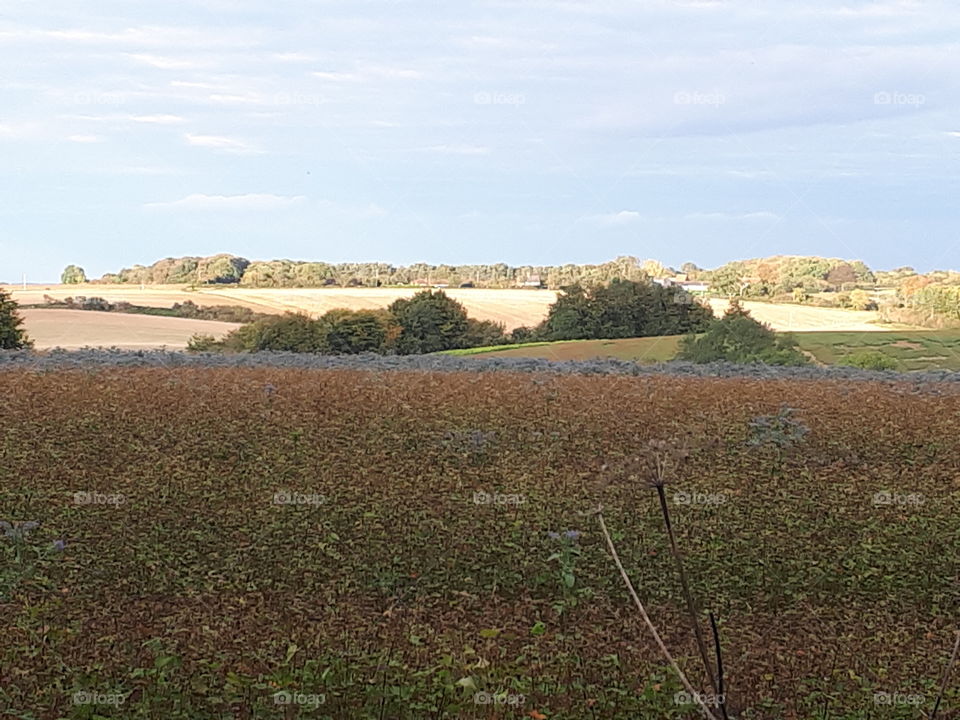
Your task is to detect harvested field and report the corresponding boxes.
[1,364,958,718]
[18,309,240,350]
[707,299,916,332]
[8,285,912,334]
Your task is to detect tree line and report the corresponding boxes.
[69,255,678,290]
[191,279,716,354]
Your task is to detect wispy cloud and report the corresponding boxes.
[686,211,780,221]
[144,193,305,211]
[66,134,102,143]
[595,210,642,226]
[423,144,490,155]
[184,133,260,154]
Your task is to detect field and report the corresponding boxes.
[453,331,960,371]
[6,284,558,332]
[18,309,241,350]
[7,285,911,336]
[2,366,958,719]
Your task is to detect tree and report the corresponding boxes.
[320,309,396,354]
[224,313,325,352]
[0,289,32,349]
[540,284,596,340]
[677,300,807,366]
[825,263,857,290]
[197,255,249,284]
[462,318,508,348]
[61,265,87,284]
[539,279,713,341]
[389,290,470,354]
[849,289,875,311]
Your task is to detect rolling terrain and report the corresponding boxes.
[18,309,241,350]
[8,285,912,337]
[453,330,960,371]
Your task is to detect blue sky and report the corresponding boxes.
[2,0,960,282]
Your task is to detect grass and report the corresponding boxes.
[1,368,958,718]
[449,330,960,371]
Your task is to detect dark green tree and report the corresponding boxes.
[677,300,807,365]
[0,289,32,349]
[388,290,470,354]
[320,309,395,354]
[540,284,596,340]
[540,279,713,341]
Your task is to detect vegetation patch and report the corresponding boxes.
[1,368,958,718]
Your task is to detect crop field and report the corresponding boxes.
[7,285,559,332]
[1,366,958,719]
[7,285,910,336]
[455,331,960,371]
[18,309,242,350]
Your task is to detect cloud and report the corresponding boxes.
[595,210,642,225]
[129,53,207,70]
[686,211,780,221]
[184,133,259,154]
[67,134,102,143]
[423,144,490,155]
[144,193,305,211]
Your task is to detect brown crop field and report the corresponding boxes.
[1,367,958,719]
[18,309,241,350]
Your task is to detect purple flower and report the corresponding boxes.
[547,531,561,540]
[563,530,582,541]
[52,539,66,552]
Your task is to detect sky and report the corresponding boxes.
[2,0,960,282]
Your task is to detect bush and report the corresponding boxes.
[677,300,808,366]
[186,334,224,353]
[224,313,326,353]
[388,290,470,354]
[840,351,897,371]
[539,279,713,341]
[320,309,397,354]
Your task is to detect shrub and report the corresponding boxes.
[388,290,470,354]
[840,351,897,371]
[677,300,808,366]
[224,313,325,353]
[539,279,714,341]
[320,309,397,354]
